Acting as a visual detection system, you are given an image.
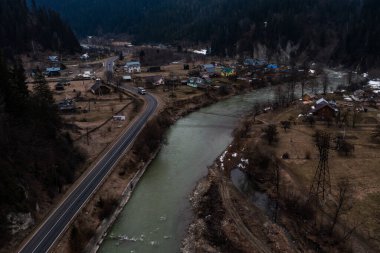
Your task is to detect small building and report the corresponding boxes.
[122,75,132,82]
[302,93,316,104]
[48,56,59,62]
[187,77,209,89]
[309,98,339,120]
[124,61,141,73]
[45,67,61,77]
[82,70,93,79]
[90,79,111,95]
[202,64,215,74]
[266,64,279,69]
[221,67,236,77]
[113,115,126,121]
[80,53,90,60]
[57,99,76,112]
[144,75,165,87]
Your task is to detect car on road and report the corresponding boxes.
[137,87,146,95]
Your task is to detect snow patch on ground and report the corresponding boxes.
[219,151,228,170]
[368,80,380,89]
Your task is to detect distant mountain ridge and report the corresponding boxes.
[0,0,80,57]
[34,0,380,69]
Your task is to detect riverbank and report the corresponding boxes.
[52,82,256,253]
[182,165,297,253]
[183,101,380,252]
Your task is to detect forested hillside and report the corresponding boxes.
[0,0,80,58]
[35,0,380,69]
[0,55,84,246]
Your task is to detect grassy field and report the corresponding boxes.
[255,102,380,249]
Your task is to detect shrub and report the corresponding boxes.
[281,121,291,131]
[98,197,119,220]
[283,191,315,221]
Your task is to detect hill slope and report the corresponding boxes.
[35,0,380,68]
[0,56,84,248]
[0,0,80,57]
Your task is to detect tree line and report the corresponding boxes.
[0,55,84,245]
[35,0,380,68]
[0,0,80,58]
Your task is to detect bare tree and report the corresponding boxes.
[329,179,353,235]
[252,103,261,123]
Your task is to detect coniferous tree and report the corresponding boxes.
[32,69,60,137]
[0,56,84,247]
[34,0,380,67]
[0,0,80,55]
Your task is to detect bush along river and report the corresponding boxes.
[99,71,347,253]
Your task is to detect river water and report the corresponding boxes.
[99,71,345,253]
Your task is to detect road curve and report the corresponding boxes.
[18,57,157,253]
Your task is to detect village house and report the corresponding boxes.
[187,77,209,89]
[143,75,165,88]
[202,64,215,74]
[221,67,236,77]
[45,67,61,77]
[48,56,59,62]
[80,53,90,60]
[57,99,76,112]
[302,93,316,104]
[266,64,279,69]
[90,79,111,95]
[113,115,126,121]
[82,70,94,79]
[309,98,339,120]
[124,61,141,73]
[122,75,132,82]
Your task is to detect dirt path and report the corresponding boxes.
[213,168,272,253]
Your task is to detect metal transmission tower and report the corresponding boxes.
[309,131,331,202]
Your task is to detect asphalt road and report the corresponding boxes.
[18,57,157,253]
[105,56,117,72]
